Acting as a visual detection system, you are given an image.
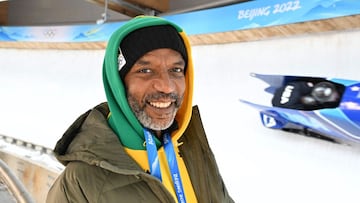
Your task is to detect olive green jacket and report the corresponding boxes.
[46,103,234,203]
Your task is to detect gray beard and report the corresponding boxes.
[127,93,182,131]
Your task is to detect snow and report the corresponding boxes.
[1,29,360,202]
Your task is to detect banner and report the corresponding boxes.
[0,0,359,42]
[167,0,360,35]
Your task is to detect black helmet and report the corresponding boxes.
[311,82,338,103]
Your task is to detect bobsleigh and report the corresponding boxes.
[240,73,360,147]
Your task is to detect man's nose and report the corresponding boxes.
[153,72,175,94]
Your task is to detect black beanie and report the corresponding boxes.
[118,25,188,80]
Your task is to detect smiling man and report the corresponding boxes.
[47,16,234,203]
[124,48,186,134]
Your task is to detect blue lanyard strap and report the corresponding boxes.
[144,129,187,203]
[163,133,187,203]
[144,129,162,181]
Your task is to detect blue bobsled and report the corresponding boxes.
[240,73,360,147]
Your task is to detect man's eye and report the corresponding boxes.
[171,67,184,73]
[138,68,151,73]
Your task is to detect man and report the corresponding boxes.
[46,16,234,203]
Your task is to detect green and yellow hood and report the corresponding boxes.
[102,16,194,150]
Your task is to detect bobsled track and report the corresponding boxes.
[1,15,360,203]
[0,135,63,203]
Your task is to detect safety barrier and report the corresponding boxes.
[0,134,63,203]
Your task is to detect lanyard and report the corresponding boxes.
[144,129,162,180]
[144,129,187,203]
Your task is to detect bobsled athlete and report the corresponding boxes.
[272,80,341,110]
[46,16,234,203]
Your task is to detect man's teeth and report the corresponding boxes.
[150,101,172,108]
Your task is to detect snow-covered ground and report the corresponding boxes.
[1,28,360,202]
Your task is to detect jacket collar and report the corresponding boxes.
[54,103,142,173]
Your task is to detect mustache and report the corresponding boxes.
[146,92,182,107]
